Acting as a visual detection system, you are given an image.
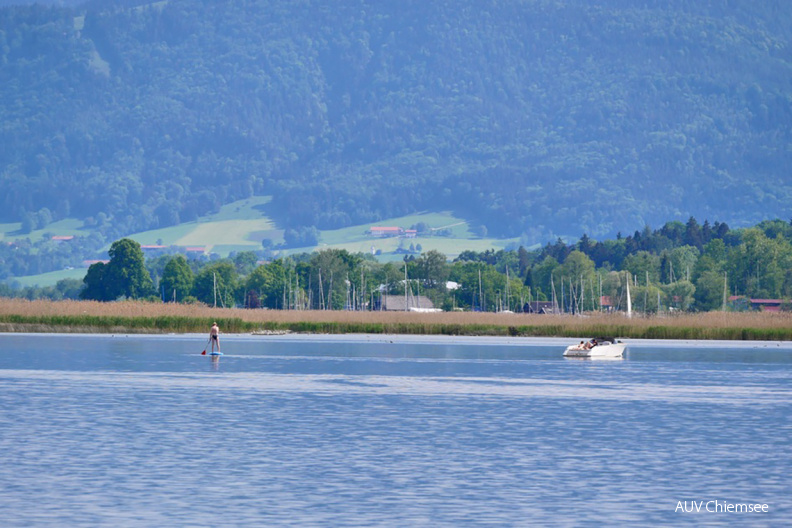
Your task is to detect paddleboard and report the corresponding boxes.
[210,351,223,356]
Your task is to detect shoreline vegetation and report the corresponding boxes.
[1,299,791,341]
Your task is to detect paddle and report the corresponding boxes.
[201,338,211,355]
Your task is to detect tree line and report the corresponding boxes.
[54,217,792,313]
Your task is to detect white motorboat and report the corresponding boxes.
[564,338,626,358]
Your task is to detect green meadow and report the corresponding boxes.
[304,211,518,260]
[0,218,92,244]
[121,199,516,259]
[10,267,88,288]
[5,197,520,286]
[125,196,282,253]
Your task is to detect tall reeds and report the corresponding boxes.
[0,298,791,340]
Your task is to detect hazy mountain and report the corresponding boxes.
[1,0,790,241]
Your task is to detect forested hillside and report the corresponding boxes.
[1,0,790,242]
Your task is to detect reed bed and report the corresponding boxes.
[0,298,791,340]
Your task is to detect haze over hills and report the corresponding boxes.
[1,0,791,247]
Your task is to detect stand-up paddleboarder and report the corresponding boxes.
[210,322,221,354]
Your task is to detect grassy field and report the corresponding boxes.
[5,198,523,287]
[121,201,516,258]
[318,211,473,245]
[1,298,791,341]
[9,268,87,288]
[311,236,516,261]
[297,210,520,259]
[0,218,91,244]
[126,196,281,252]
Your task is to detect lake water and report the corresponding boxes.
[1,333,790,527]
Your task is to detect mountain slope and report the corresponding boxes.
[1,0,790,241]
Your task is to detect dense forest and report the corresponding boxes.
[1,0,791,247]
[6,217,792,314]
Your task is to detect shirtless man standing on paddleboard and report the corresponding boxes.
[210,322,220,354]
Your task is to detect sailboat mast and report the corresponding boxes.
[561,280,565,314]
[318,268,324,310]
[723,271,728,311]
[626,272,632,318]
[599,274,602,312]
[479,268,483,312]
[404,263,408,312]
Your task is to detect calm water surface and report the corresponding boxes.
[1,333,790,527]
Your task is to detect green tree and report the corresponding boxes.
[530,256,561,303]
[55,278,84,300]
[727,228,788,298]
[104,239,155,300]
[631,282,664,314]
[81,239,154,301]
[517,246,532,277]
[193,261,238,307]
[232,251,259,275]
[662,246,700,283]
[694,270,727,311]
[622,251,661,284]
[558,251,596,282]
[664,280,696,311]
[160,255,194,303]
[80,261,111,301]
[448,261,508,311]
[414,250,448,288]
[20,211,37,234]
[308,249,362,309]
[245,260,288,309]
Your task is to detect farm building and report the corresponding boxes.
[368,226,403,237]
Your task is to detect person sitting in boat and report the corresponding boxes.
[584,339,597,349]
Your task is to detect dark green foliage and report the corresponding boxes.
[160,255,194,303]
[81,238,154,300]
[283,227,319,248]
[232,251,259,276]
[0,0,790,243]
[0,233,103,280]
[0,277,83,300]
[245,259,288,309]
[105,238,154,299]
[694,270,727,312]
[192,261,237,307]
[80,261,109,301]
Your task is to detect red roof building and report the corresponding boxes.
[728,295,784,312]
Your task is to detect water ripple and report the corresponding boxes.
[2,369,789,406]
